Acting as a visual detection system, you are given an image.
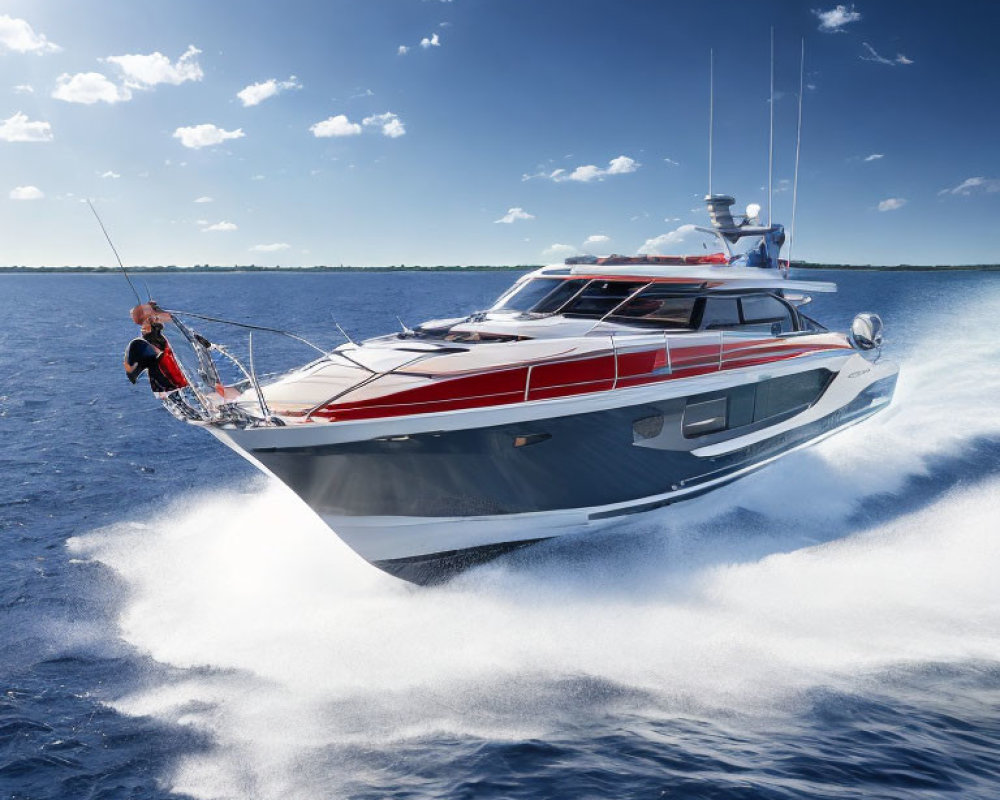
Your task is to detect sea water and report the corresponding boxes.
[2,269,1000,799]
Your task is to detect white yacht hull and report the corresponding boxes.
[211,353,898,583]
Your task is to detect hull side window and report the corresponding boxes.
[633,414,665,441]
[754,369,831,422]
[683,397,728,437]
[681,369,833,438]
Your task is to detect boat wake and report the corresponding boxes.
[68,296,1000,799]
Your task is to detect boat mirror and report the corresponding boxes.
[850,313,884,351]
[745,203,761,222]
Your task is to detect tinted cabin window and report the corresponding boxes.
[562,281,646,318]
[611,287,698,328]
[699,297,741,329]
[533,279,587,313]
[740,295,795,334]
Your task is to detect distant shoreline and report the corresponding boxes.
[1,263,999,274]
[793,263,1000,272]
[0,264,534,274]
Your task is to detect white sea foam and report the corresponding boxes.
[68,290,1000,799]
[69,475,1000,799]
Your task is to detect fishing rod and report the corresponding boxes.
[87,199,142,305]
[160,307,330,354]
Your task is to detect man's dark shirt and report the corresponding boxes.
[125,338,176,392]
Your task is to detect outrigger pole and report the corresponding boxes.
[767,27,774,227]
[87,199,142,306]
[708,48,714,197]
[788,38,806,273]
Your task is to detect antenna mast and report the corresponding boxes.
[788,38,805,273]
[708,48,714,197]
[767,27,774,226]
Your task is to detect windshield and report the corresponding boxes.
[491,277,586,313]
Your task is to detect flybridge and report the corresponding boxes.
[568,193,788,272]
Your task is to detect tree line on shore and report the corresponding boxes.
[2,262,999,273]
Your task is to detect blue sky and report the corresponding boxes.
[1,0,998,267]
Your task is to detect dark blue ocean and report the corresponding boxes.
[3,269,1000,800]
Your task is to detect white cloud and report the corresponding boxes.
[664,157,679,166]
[860,42,914,66]
[250,242,291,252]
[606,155,638,175]
[0,111,53,142]
[13,84,34,94]
[420,33,441,48]
[362,112,406,138]
[494,207,534,224]
[9,185,43,200]
[397,45,409,55]
[525,155,639,183]
[52,72,132,104]
[310,114,362,137]
[877,197,907,212]
[0,15,60,53]
[202,221,238,232]
[637,224,700,254]
[814,5,861,32]
[543,243,578,260]
[583,234,610,247]
[105,45,203,89]
[864,153,884,162]
[173,124,245,149]
[237,75,301,107]
[101,170,120,179]
[938,177,1000,196]
[194,196,213,203]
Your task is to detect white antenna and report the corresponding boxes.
[708,48,714,197]
[767,27,774,226]
[788,38,805,274]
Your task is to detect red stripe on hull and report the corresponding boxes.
[307,340,851,421]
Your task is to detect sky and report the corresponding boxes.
[1,0,998,267]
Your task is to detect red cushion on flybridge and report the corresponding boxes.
[593,253,728,266]
[688,253,729,264]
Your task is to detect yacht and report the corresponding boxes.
[126,194,898,583]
